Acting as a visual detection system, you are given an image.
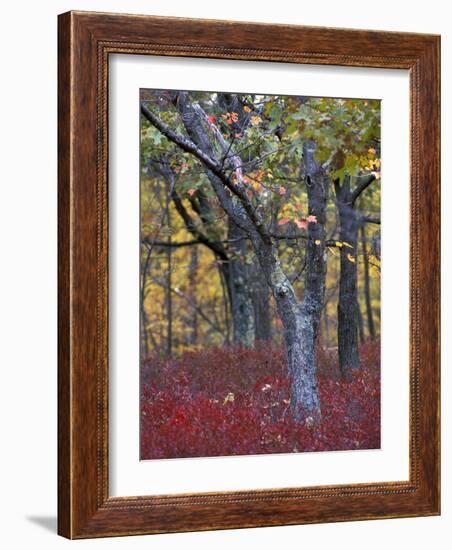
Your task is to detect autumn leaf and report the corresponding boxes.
[251,115,262,125]
[207,115,217,124]
[221,112,239,124]
[243,105,252,113]
[315,239,321,245]
[251,181,263,193]
[277,218,290,226]
[187,188,196,197]
[278,186,286,196]
[306,215,318,223]
[223,392,235,405]
[295,219,308,230]
[347,253,356,263]
[343,242,354,249]
[335,241,343,248]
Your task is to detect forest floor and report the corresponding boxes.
[140,341,381,459]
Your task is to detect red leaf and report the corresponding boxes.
[295,219,308,230]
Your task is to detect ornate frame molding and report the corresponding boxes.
[58,11,440,538]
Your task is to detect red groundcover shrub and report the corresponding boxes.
[140,341,380,459]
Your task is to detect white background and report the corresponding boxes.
[110,56,409,496]
[0,0,450,549]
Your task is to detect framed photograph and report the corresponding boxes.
[58,11,440,538]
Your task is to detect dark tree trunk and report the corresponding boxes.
[335,177,361,376]
[251,263,272,342]
[188,247,199,345]
[357,302,365,343]
[361,225,376,339]
[140,244,152,359]
[165,194,173,357]
[227,219,255,347]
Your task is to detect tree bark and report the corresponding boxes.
[140,244,152,358]
[188,247,199,345]
[227,219,255,347]
[251,262,272,342]
[165,183,173,357]
[335,174,376,376]
[361,225,376,339]
[335,176,360,375]
[294,140,328,418]
[357,302,365,344]
[253,237,321,420]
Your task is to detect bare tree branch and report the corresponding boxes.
[141,101,270,242]
[351,173,377,205]
[361,216,381,225]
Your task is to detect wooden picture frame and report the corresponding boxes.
[58,10,440,539]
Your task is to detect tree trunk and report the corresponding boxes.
[294,140,328,418]
[188,247,199,345]
[250,140,328,421]
[251,263,272,342]
[140,244,152,359]
[361,225,376,339]
[335,177,360,376]
[254,238,321,420]
[227,219,255,347]
[357,302,365,343]
[165,193,173,357]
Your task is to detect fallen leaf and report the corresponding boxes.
[223,392,235,405]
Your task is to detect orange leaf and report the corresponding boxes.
[277,218,290,226]
[187,188,196,197]
[306,214,318,223]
